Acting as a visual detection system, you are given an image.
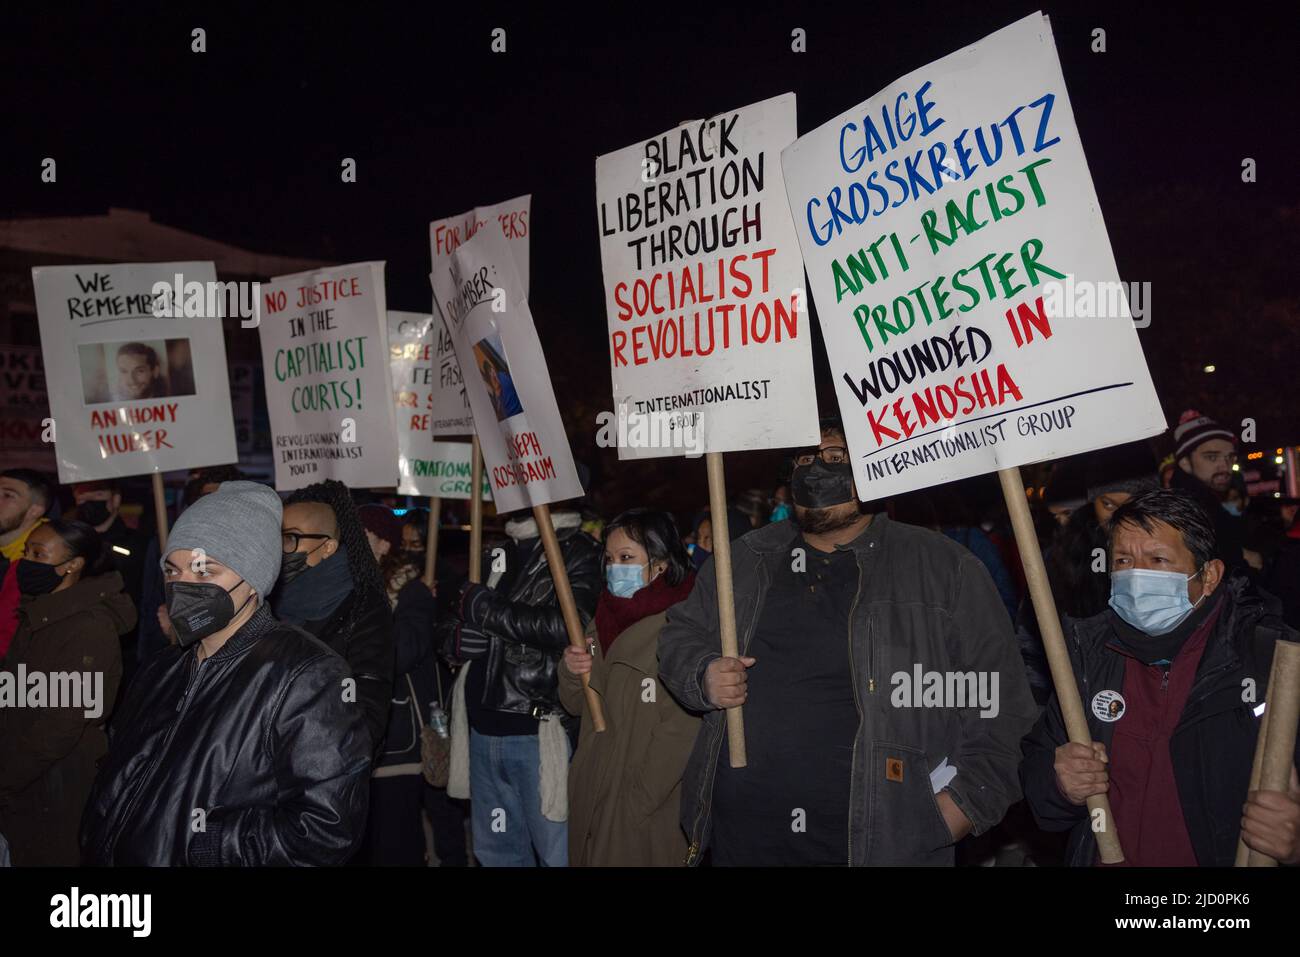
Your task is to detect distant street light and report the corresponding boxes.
[1203,364,1216,373]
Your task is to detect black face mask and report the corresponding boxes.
[791,460,856,509]
[278,540,329,586]
[78,500,111,526]
[165,579,253,648]
[16,558,67,596]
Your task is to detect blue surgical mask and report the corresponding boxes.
[770,503,792,523]
[1222,502,1243,517]
[1108,567,1206,636]
[606,562,648,599]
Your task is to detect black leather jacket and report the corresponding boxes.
[81,604,372,866]
[441,520,602,720]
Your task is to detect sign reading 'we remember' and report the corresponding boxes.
[781,13,1164,498]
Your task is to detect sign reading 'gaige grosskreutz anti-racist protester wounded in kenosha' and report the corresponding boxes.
[781,12,1165,499]
[32,261,238,483]
[596,93,820,459]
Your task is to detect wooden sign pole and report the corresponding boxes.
[151,472,170,551]
[1245,640,1300,867]
[998,466,1123,863]
[1236,651,1279,865]
[423,497,442,588]
[532,503,606,732]
[706,452,747,768]
[468,436,484,584]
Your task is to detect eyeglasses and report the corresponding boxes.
[793,446,850,467]
[282,532,332,554]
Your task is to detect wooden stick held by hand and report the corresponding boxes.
[998,467,1123,863]
[532,503,606,733]
[706,452,746,769]
[423,497,441,588]
[1246,640,1300,867]
[151,472,169,552]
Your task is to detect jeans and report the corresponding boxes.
[469,730,568,867]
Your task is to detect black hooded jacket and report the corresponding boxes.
[81,604,372,866]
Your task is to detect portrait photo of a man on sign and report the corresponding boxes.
[78,338,198,405]
[472,333,523,421]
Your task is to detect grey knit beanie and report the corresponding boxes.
[162,480,283,598]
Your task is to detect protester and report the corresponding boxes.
[0,469,53,661]
[0,520,132,866]
[1266,495,1300,629]
[275,480,395,755]
[439,503,602,867]
[81,481,372,865]
[1021,488,1300,866]
[1169,410,1247,569]
[932,486,1019,622]
[685,506,750,571]
[137,465,243,659]
[659,419,1036,865]
[559,508,699,866]
[355,504,466,867]
[1041,459,1088,529]
[71,480,149,675]
[769,484,792,524]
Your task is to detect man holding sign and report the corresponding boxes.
[659,420,1035,865]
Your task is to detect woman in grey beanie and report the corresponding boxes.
[82,480,373,866]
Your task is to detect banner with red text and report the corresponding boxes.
[431,227,582,512]
[31,261,237,482]
[428,195,531,435]
[256,261,399,490]
[781,13,1165,498]
[596,93,819,459]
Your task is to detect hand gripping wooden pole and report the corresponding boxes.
[1245,640,1300,867]
[151,472,170,551]
[533,503,605,732]
[998,466,1123,863]
[468,436,484,584]
[1236,650,1278,865]
[423,497,442,588]
[706,452,746,768]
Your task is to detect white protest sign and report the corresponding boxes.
[389,310,490,500]
[431,227,582,513]
[428,195,531,435]
[781,12,1165,499]
[256,261,399,490]
[596,93,819,459]
[31,261,238,482]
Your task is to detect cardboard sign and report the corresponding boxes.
[596,93,820,458]
[428,195,532,435]
[256,261,399,490]
[31,261,238,482]
[389,310,490,500]
[781,13,1165,498]
[431,227,582,512]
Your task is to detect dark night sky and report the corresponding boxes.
[3,2,1297,510]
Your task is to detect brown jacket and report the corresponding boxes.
[0,572,133,865]
[558,611,701,866]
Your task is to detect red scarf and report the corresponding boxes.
[594,571,695,654]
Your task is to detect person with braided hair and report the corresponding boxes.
[273,480,395,757]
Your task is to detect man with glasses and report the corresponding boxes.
[1169,410,1247,570]
[659,418,1035,865]
[273,480,394,756]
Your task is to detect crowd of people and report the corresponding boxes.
[0,406,1298,867]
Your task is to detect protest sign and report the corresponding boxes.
[428,195,532,435]
[31,261,238,483]
[0,345,54,471]
[229,360,257,454]
[596,93,819,459]
[781,12,1165,500]
[257,261,399,490]
[389,310,490,499]
[430,225,581,513]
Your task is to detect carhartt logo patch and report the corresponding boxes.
[1092,689,1126,723]
[885,757,904,782]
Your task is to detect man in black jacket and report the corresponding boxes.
[82,480,371,865]
[439,506,602,866]
[1169,409,1247,571]
[659,421,1036,866]
[273,480,395,756]
[1021,488,1300,866]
